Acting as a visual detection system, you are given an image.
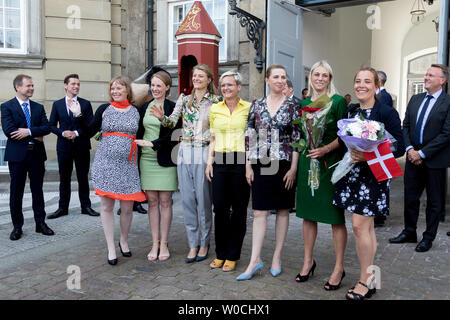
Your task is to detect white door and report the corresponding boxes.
[266,0,303,96]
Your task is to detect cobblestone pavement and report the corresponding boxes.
[0,161,448,301]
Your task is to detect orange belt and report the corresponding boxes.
[102,132,137,165]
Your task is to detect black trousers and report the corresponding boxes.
[57,149,91,210]
[212,153,250,261]
[8,148,46,228]
[403,159,446,241]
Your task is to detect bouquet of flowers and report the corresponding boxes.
[291,94,333,196]
[331,115,401,183]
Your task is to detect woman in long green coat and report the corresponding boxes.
[295,61,348,291]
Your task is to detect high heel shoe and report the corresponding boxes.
[107,254,118,266]
[119,242,132,257]
[270,261,282,277]
[345,281,376,300]
[185,246,199,264]
[295,260,316,283]
[195,245,210,262]
[158,241,170,261]
[324,270,345,291]
[236,261,263,281]
[147,242,159,262]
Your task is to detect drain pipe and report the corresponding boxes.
[148,0,154,69]
[437,0,449,65]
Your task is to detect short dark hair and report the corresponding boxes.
[431,64,449,82]
[302,88,308,94]
[377,71,387,85]
[64,74,79,84]
[286,79,293,89]
[13,74,32,91]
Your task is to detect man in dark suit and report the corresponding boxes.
[372,71,394,228]
[389,64,450,252]
[1,74,54,240]
[47,74,99,219]
[283,79,302,107]
[376,71,394,108]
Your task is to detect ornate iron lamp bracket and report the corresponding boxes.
[228,0,266,73]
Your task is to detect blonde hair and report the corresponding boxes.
[187,64,217,108]
[109,75,133,102]
[308,60,338,97]
[219,70,242,86]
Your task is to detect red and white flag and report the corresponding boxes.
[363,141,403,182]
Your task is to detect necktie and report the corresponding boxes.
[412,95,433,146]
[22,102,31,128]
[68,99,75,118]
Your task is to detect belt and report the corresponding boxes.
[27,144,34,150]
[102,132,137,165]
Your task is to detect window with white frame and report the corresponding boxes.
[168,0,227,64]
[0,0,26,54]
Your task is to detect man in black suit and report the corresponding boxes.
[283,79,302,106]
[1,74,54,240]
[389,64,450,252]
[376,71,394,108]
[48,74,99,219]
[372,71,395,228]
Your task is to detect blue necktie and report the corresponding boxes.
[22,102,31,128]
[413,95,433,146]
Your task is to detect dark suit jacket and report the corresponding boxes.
[402,91,450,168]
[377,89,393,108]
[137,99,182,167]
[49,97,93,152]
[347,100,405,159]
[1,98,50,162]
[289,95,302,108]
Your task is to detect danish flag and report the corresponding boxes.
[363,141,403,182]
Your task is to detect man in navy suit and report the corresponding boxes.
[389,64,450,252]
[48,74,99,219]
[1,74,54,240]
[372,71,394,228]
[376,71,393,108]
[283,79,302,107]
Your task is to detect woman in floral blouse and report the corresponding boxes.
[237,64,300,281]
[151,64,218,263]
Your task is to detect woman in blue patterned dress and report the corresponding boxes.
[333,68,404,300]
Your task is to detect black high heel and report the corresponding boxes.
[346,281,376,300]
[119,242,132,257]
[195,244,210,262]
[324,270,345,291]
[295,260,316,283]
[108,256,118,266]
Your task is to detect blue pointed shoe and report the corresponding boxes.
[236,261,263,281]
[270,261,282,277]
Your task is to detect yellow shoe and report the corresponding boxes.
[222,260,236,272]
[210,259,224,269]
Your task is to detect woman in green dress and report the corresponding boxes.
[295,61,348,290]
[135,71,181,261]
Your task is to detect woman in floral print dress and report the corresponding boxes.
[237,64,300,280]
[151,64,218,263]
[333,68,404,300]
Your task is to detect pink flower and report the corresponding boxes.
[361,131,369,139]
[365,122,377,134]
